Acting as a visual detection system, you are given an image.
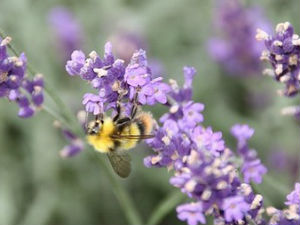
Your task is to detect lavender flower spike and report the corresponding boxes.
[145,66,265,224]
[65,42,171,158]
[53,120,85,158]
[266,183,300,224]
[176,203,206,225]
[231,124,267,184]
[208,0,271,76]
[285,183,300,206]
[222,196,250,222]
[257,22,300,97]
[0,36,44,118]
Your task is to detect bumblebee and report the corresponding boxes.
[86,101,154,178]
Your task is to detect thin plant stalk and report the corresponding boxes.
[95,153,143,225]
[146,190,186,225]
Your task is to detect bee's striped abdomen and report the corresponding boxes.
[119,122,140,150]
[136,120,145,138]
[135,112,154,135]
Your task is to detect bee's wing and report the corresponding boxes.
[111,134,154,140]
[107,152,131,178]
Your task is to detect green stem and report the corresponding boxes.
[0,30,19,56]
[146,190,185,225]
[251,182,272,207]
[42,104,71,129]
[43,84,83,136]
[253,174,290,207]
[263,174,290,197]
[96,153,143,225]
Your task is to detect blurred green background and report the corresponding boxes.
[0,0,300,224]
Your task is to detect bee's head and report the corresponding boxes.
[87,119,103,135]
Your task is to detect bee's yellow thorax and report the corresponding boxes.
[87,114,152,153]
[119,123,140,150]
[87,117,115,153]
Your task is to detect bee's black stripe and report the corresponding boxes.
[113,140,121,149]
[136,119,145,136]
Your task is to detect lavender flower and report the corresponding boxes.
[208,0,271,76]
[181,102,204,128]
[0,36,44,118]
[231,124,267,184]
[242,159,267,184]
[257,22,300,97]
[124,50,151,87]
[192,126,225,156]
[267,205,300,225]
[53,120,84,158]
[144,78,170,105]
[286,183,300,206]
[65,42,170,157]
[48,7,83,61]
[231,124,254,144]
[65,50,85,75]
[145,66,267,224]
[65,40,299,225]
[222,196,250,222]
[82,93,104,115]
[176,203,206,225]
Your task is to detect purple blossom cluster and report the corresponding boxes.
[57,126,84,158]
[64,42,170,157]
[0,37,44,118]
[144,68,266,224]
[66,42,170,117]
[257,22,300,97]
[286,183,300,206]
[53,111,86,157]
[231,124,267,184]
[208,0,271,76]
[64,40,300,224]
[48,7,83,61]
[266,183,300,225]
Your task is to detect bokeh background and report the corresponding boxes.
[0,0,299,224]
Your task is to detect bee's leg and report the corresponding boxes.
[116,117,131,124]
[113,98,122,122]
[130,91,139,119]
[95,113,104,125]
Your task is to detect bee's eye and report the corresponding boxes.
[87,121,101,135]
[92,126,100,134]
